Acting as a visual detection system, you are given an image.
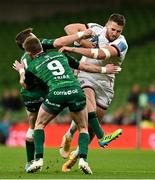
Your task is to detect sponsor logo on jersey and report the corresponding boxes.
[25,97,44,105]
[117,41,127,52]
[53,89,78,95]
[45,99,60,107]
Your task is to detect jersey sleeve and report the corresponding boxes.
[86,23,103,48]
[40,38,55,51]
[110,36,128,59]
[87,23,104,35]
[64,53,80,69]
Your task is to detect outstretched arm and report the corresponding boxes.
[65,53,121,74]
[59,45,118,60]
[53,29,94,48]
[64,23,87,35]
[64,23,96,48]
[79,62,121,74]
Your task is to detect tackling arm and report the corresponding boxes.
[59,45,118,60]
[64,23,87,35]
[64,23,95,48]
[79,62,121,74]
[53,28,93,48]
[65,52,121,74]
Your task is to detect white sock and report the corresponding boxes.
[73,146,79,157]
[65,120,77,139]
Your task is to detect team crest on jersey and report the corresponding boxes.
[117,41,127,52]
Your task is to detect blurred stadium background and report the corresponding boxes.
[1,0,155,150]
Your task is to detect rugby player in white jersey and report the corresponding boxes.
[59,13,128,172]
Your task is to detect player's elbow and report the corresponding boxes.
[98,49,106,60]
[53,39,64,48]
[98,53,106,60]
[79,62,89,72]
[64,25,71,34]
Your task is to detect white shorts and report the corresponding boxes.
[78,73,114,109]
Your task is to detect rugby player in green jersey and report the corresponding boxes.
[14,36,120,174]
[14,27,99,173]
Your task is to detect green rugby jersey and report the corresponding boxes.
[21,38,55,67]
[25,51,80,91]
[20,38,55,93]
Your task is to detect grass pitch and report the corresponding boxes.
[0,146,155,179]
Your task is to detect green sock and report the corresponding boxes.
[78,133,89,160]
[88,112,104,139]
[34,129,45,159]
[26,140,35,162]
[88,126,95,143]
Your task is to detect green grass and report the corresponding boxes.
[0,146,155,179]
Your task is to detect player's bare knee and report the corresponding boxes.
[29,113,37,122]
[35,120,46,129]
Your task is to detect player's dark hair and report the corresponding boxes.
[108,13,126,26]
[23,36,42,55]
[15,28,33,50]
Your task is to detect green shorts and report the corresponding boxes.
[42,86,86,114]
[21,89,46,112]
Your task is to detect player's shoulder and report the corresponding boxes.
[111,34,128,52]
[46,50,64,59]
[87,23,104,30]
[119,35,128,50]
[40,38,54,44]
[119,34,128,44]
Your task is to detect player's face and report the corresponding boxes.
[106,21,124,42]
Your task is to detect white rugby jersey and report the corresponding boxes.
[78,23,128,80]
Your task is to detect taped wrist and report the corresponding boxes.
[101,67,106,73]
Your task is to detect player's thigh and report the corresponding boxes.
[35,106,57,129]
[95,80,114,109]
[83,87,96,112]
